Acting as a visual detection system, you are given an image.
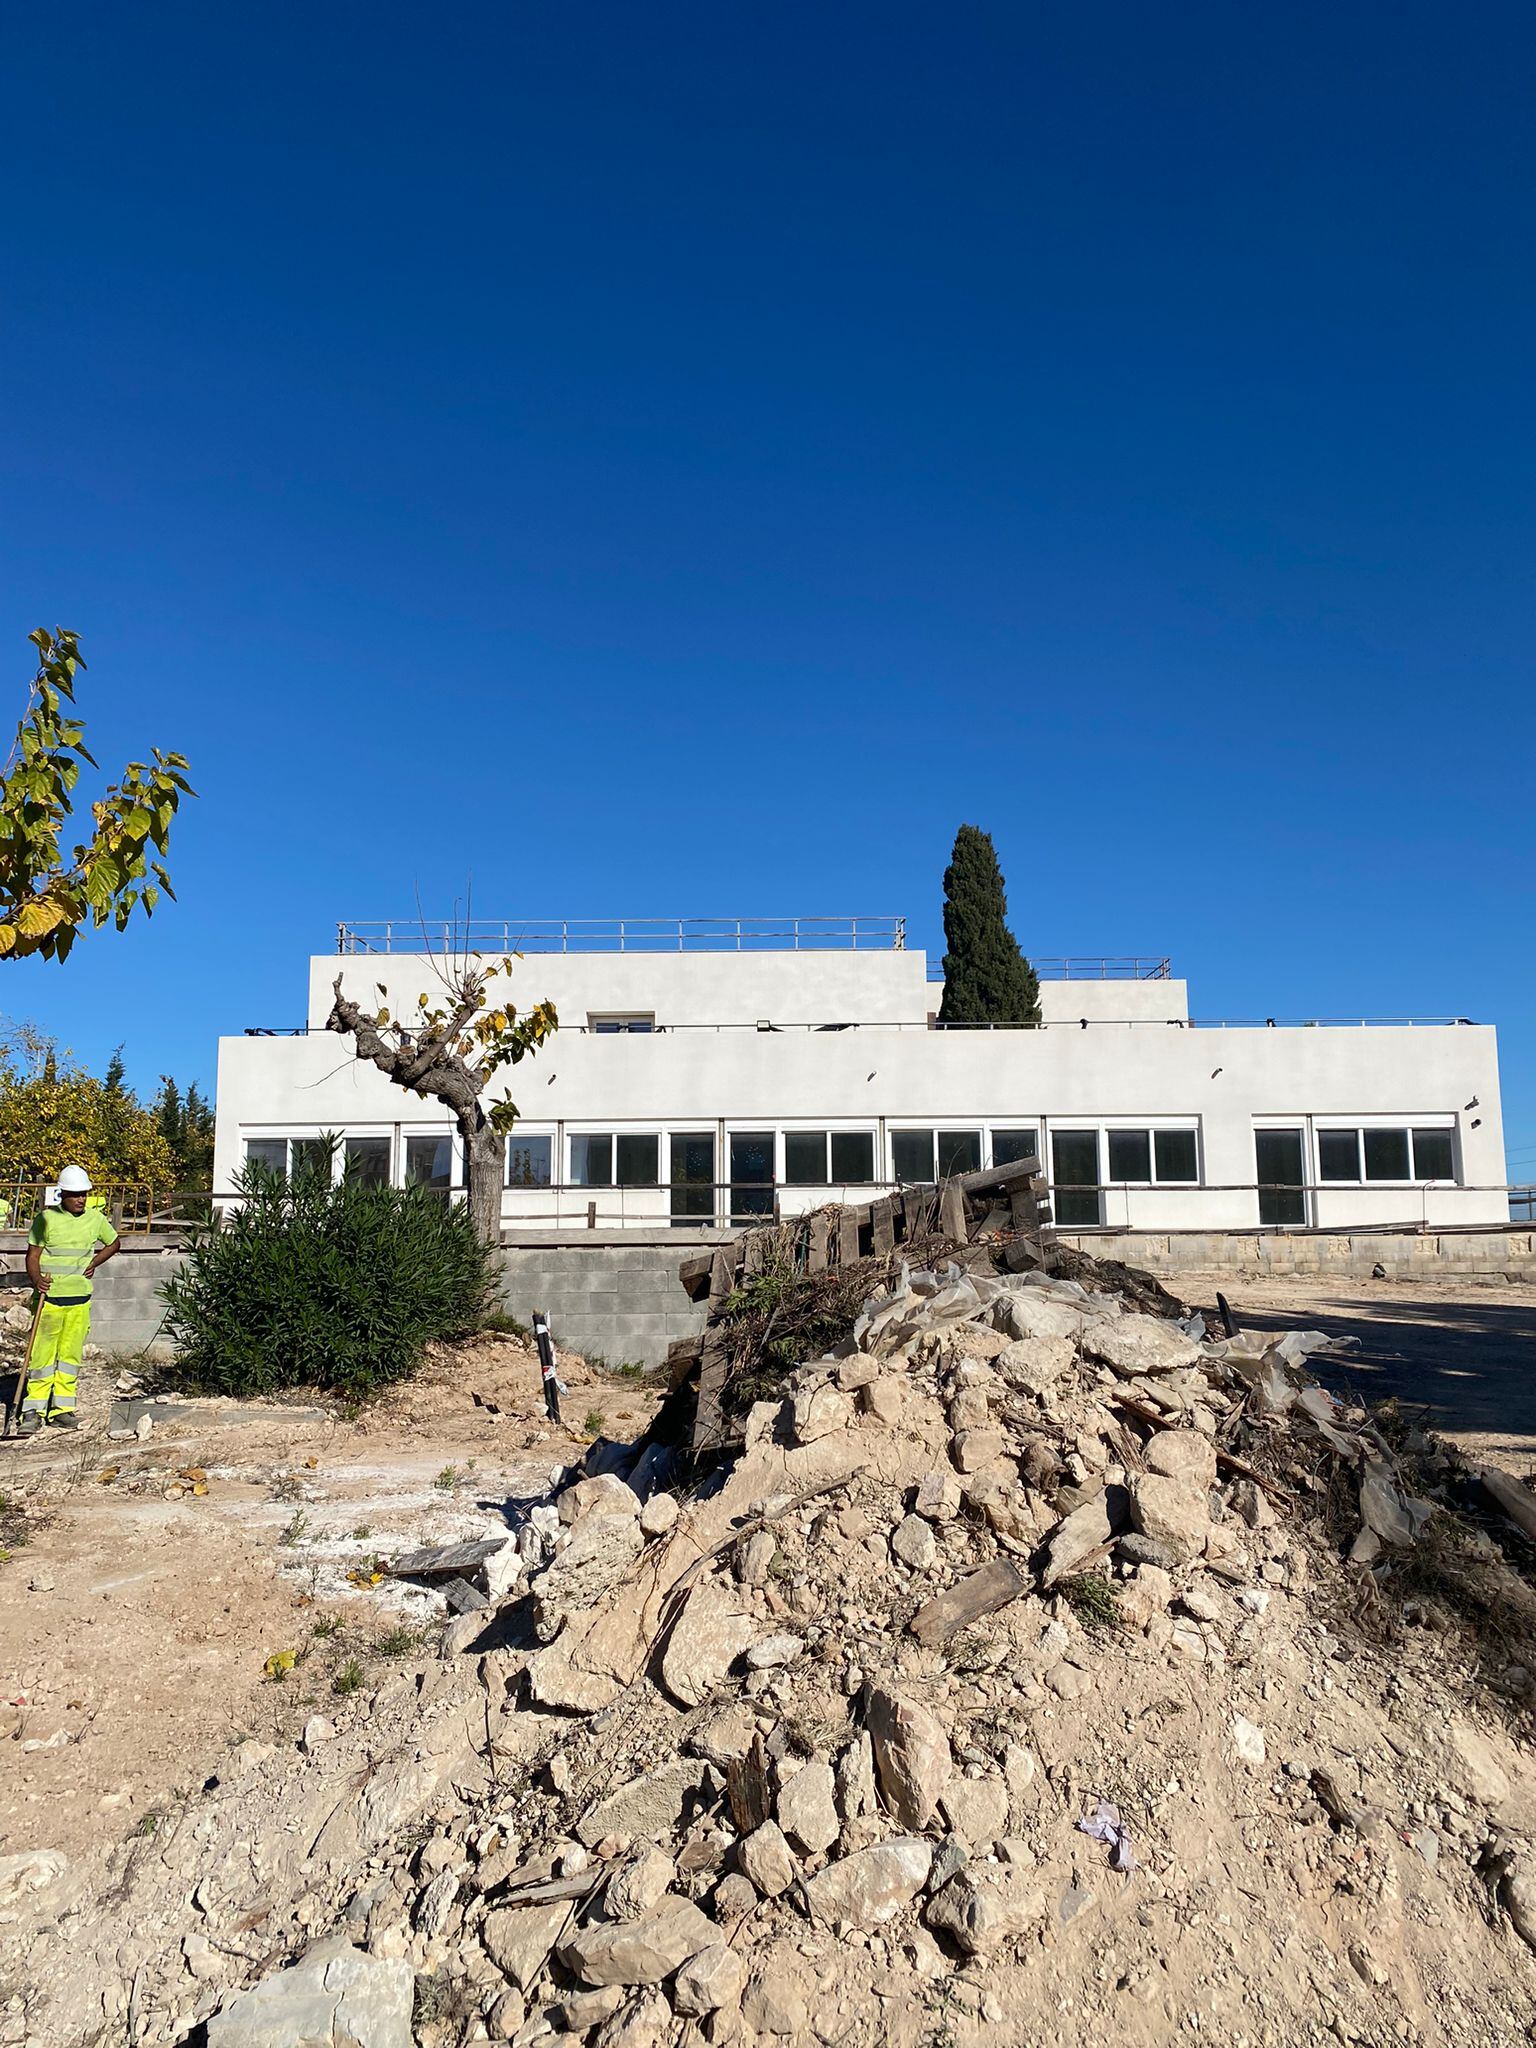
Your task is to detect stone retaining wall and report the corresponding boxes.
[1055,1227,1536,1284]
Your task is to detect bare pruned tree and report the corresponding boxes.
[326,953,556,1246]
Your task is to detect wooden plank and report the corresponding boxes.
[870,1197,896,1257]
[390,1537,507,1580]
[744,1230,773,1277]
[726,1734,773,1833]
[908,1560,1027,1646]
[665,1334,704,1389]
[836,1207,861,1268]
[939,1180,967,1241]
[806,1212,830,1273]
[677,1252,715,1300]
[1481,1467,1536,1543]
[708,1244,736,1307]
[692,1333,732,1459]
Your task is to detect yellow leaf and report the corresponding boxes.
[263,1649,298,1680]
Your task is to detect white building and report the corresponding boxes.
[211,916,1509,1236]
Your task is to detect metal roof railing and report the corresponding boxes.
[926,955,1171,982]
[337,916,909,956]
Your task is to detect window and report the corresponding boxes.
[1107,1128,1198,1183]
[784,1131,877,1185]
[1317,1127,1455,1184]
[405,1135,453,1191]
[892,1130,934,1184]
[1412,1128,1455,1180]
[570,1134,659,1187]
[245,1136,334,1180]
[937,1130,981,1177]
[343,1136,391,1187]
[590,1015,655,1034]
[507,1135,552,1187]
[892,1129,981,1182]
[1052,1130,1101,1226]
[992,1128,1041,1169]
[245,1138,287,1176]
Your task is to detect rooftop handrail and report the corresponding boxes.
[926,956,1171,982]
[248,1013,1478,1036]
[336,915,908,955]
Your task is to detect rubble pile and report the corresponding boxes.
[8,1250,1536,2048]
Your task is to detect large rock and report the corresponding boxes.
[559,1474,641,1526]
[950,1429,1007,1474]
[777,1757,840,1855]
[534,1512,645,1640]
[1041,1493,1113,1587]
[938,1775,1009,1848]
[738,1821,798,1898]
[866,1688,952,1829]
[1142,1430,1218,1489]
[659,1579,756,1707]
[803,1838,933,1928]
[996,1334,1077,1397]
[924,1869,1045,1955]
[483,1902,575,1990]
[576,1758,709,1847]
[992,1290,1087,1342]
[1130,1474,1209,1563]
[556,1899,717,1988]
[206,1937,413,2048]
[791,1384,853,1444]
[1083,1319,1201,1378]
[671,1943,747,2016]
[607,1847,677,1920]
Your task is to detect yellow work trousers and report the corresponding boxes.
[22,1300,90,1420]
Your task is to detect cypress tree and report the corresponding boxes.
[936,825,1041,1026]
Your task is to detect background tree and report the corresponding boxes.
[0,628,193,962]
[153,1075,215,1187]
[936,824,1042,1026]
[327,957,556,1245]
[0,1030,175,1190]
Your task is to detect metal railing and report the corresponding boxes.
[247,1013,1477,1037]
[926,955,1172,982]
[337,915,908,956]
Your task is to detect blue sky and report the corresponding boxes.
[3,2,1533,1169]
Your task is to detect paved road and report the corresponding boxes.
[1177,1274,1536,1476]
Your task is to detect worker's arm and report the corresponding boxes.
[25,1244,49,1292]
[86,1238,120,1280]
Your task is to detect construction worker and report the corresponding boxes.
[19,1167,119,1434]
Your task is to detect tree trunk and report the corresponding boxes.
[462,1114,504,1251]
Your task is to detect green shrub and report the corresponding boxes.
[161,1159,492,1398]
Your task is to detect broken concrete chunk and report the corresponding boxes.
[534,1514,645,1640]
[206,1936,413,2048]
[1142,1430,1218,1489]
[866,1687,952,1829]
[996,1334,1076,1396]
[792,1383,853,1444]
[559,1474,641,1526]
[1130,1474,1209,1564]
[1082,1318,1202,1378]
[802,1837,934,1929]
[556,1898,717,1988]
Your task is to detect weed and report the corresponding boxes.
[350,1523,372,1541]
[279,1509,309,1547]
[609,1360,647,1381]
[583,1409,606,1437]
[433,1464,459,1493]
[133,1809,166,1839]
[1059,1572,1125,1631]
[269,1472,304,1503]
[374,1625,418,1658]
[332,1658,366,1697]
[480,1311,531,1341]
[311,1614,345,1642]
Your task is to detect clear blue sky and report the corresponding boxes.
[3,3,1533,1169]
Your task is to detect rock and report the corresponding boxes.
[556,1898,717,1988]
[1118,1564,1174,1628]
[914,1471,962,1523]
[996,1334,1076,1396]
[777,1758,839,1855]
[206,1936,413,2048]
[534,1513,645,1638]
[738,1821,798,1898]
[924,1870,1046,1956]
[866,1688,952,1829]
[861,1377,904,1427]
[482,1901,575,1989]
[554,1988,627,2032]
[927,1836,969,1892]
[835,1355,880,1392]
[688,1702,759,1766]
[607,1847,677,1921]
[1082,1319,1201,1378]
[712,1873,758,1921]
[639,1494,679,1539]
[993,1290,1087,1342]
[301,1715,337,1753]
[671,1943,747,2016]
[576,1758,709,1847]
[413,1867,458,1938]
[1142,1430,1218,1489]
[1045,1661,1092,1701]
[1446,1723,1512,1809]
[0,1849,67,1907]
[1502,1860,1536,1954]
[950,1428,1006,1474]
[1116,1532,1174,1570]
[938,1775,1009,1848]
[736,1530,777,1585]
[1179,1583,1226,1626]
[560,1474,641,1526]
[803,1838,934,1928]
[1130,1474,1209,1564]
[891,1514,938,1571]
[745,1633,805,1670]
[792,1384,853,1444]
[660,1580,756,1707]
[594,1989,671,2048]
[27,1568,54,1594]
[1058,1884,1096,1925]
[1041,1493,1112,1588]
[486,1990,527,2040]
[950,1385,993,1431]
[835,1734,877,1820]
[1230,1716,1266,1767]
[742,1974,809,2036]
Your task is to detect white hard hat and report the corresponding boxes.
[57,1165,93,1193]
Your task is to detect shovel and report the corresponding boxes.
[4,1292,45,1440]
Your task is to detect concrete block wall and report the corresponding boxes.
[1056,1228,1536,1285]
[0,1247,186,1357]
[496,1243,708,1366]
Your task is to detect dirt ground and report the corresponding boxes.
[0,1333,657,1863]
[1175,1272,1536,1479]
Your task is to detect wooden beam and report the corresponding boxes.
[908,1560,1027,1646]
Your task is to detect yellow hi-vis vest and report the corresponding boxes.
[30,1204,118,1303]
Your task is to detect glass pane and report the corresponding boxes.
[1255,1129,1306,1225]
[291,1137,332,1182]
[615,1134,659,1187]
[830,1131,875,1182]
[729,1132,775,1225]
[404,1135,453,1190]
[507,1135,552,1187]
[594,1016,654,1033]
[343,1137,391,1188]
[892,1130,934,1183]
[245,1138,286,1175]
[937,1130,981,1177]
[570,1135,613,1187]
[1052,1131,1101,1226]
[1363,1128,1411,1181]
[1154,1129,1198,1183]
[992,1129,1040,1168]
[1107,1129,1152,1182]
[1317,1130,1360,1183]
[1412,1129,1455,1181]
[785,1132,828,1185]
[670,1133,715,1223]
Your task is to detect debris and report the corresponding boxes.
[205,1936,412,2048]
[908,1560,1027,1646]
[1075,1800,1137,1873]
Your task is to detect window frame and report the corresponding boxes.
[506,1131,554,1188]
[568,1131,661,1189]
[588,1014,656,1034]
[1313,1122,1460,1186]
[1101,1125,1201,1186]
[781,1129,878,1187]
